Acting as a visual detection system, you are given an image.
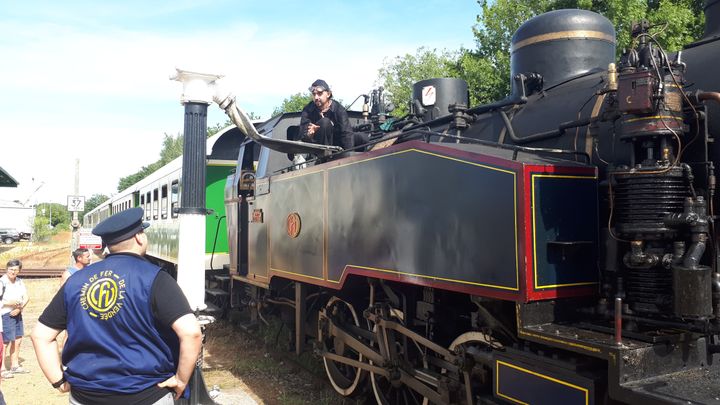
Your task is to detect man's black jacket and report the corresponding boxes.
[299,100,353,149]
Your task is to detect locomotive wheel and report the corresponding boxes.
[319,297,366,396]
[369,309,431,405]
[447,331,503,404]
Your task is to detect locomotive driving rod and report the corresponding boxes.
[319,309,467,404]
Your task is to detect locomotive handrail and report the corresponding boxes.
[277,127,591,174]
[408,130,592,163]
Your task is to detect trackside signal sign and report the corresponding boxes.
[67,195,85,212]
[79,228,102,249]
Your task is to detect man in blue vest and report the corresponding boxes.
[31,208,201,404]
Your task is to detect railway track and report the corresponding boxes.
[0,268,64,278]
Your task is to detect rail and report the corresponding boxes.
[0,268,64,278]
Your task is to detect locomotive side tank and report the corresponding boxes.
[212,5,720,404]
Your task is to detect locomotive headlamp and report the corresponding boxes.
[171,68,223,105]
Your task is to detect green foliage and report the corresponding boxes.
[451,48,508,105]
[81,194,109,219]
[377,47,459,116]
[32,215,52,242]
[117,160,163,192]
[33,202,70,240]
[272,92,312,117]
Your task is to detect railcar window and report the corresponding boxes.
[140,195,145,218]
[161,185,168,219]
[153,189,159,220]
[145,192,151,220]
[171,180,179,219]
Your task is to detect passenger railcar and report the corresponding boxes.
[83,128,242,271]
[209,4,720,405]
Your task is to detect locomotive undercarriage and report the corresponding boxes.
[232,270,720,405]
[317,281,493,405]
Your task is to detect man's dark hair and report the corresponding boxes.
[72,248,89,261]
[6,259,21,269]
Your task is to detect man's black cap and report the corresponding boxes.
[309,79,331,92]
[92,207,150,245]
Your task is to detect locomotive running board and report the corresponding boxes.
[516,302,720,404]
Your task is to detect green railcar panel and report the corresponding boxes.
[206,164,234,254]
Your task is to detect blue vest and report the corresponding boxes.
[62,253,179,393]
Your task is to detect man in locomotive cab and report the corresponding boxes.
[300,79,367,150]
[31,207,202,405]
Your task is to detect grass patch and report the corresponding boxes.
[231,355,284,375]
[259,315,294,351]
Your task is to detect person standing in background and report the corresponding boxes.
[60,248,91,286]
[1,259,29,378]
[0,275,8,405]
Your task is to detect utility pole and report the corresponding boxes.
[71,159,80,256]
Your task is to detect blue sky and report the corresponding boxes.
[0,0,479,204]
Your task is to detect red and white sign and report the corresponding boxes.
[79,229,102,249]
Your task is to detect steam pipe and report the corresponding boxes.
[614,297,622,345]
[466,94,528,116]
[683,237,707,269]
[697,91,720,104]
[688,90,720,106]
[499,109,598,145]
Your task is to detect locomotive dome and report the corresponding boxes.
[703,0,720,39]
[511,9,615,93]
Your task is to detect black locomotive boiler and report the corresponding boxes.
[211,4,720,404]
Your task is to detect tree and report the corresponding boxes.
[81,194,109,218]
[35,202,70,231]
[32,215,52,242]
[272,92,312,117]
[377,47,458,117]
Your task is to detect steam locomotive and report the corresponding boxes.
[210,4,720,404]
[212,1,720,404]
[87,2,720,404]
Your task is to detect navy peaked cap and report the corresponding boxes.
[92,207,150,245]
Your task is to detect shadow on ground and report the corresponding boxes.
[202,314,358,405]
